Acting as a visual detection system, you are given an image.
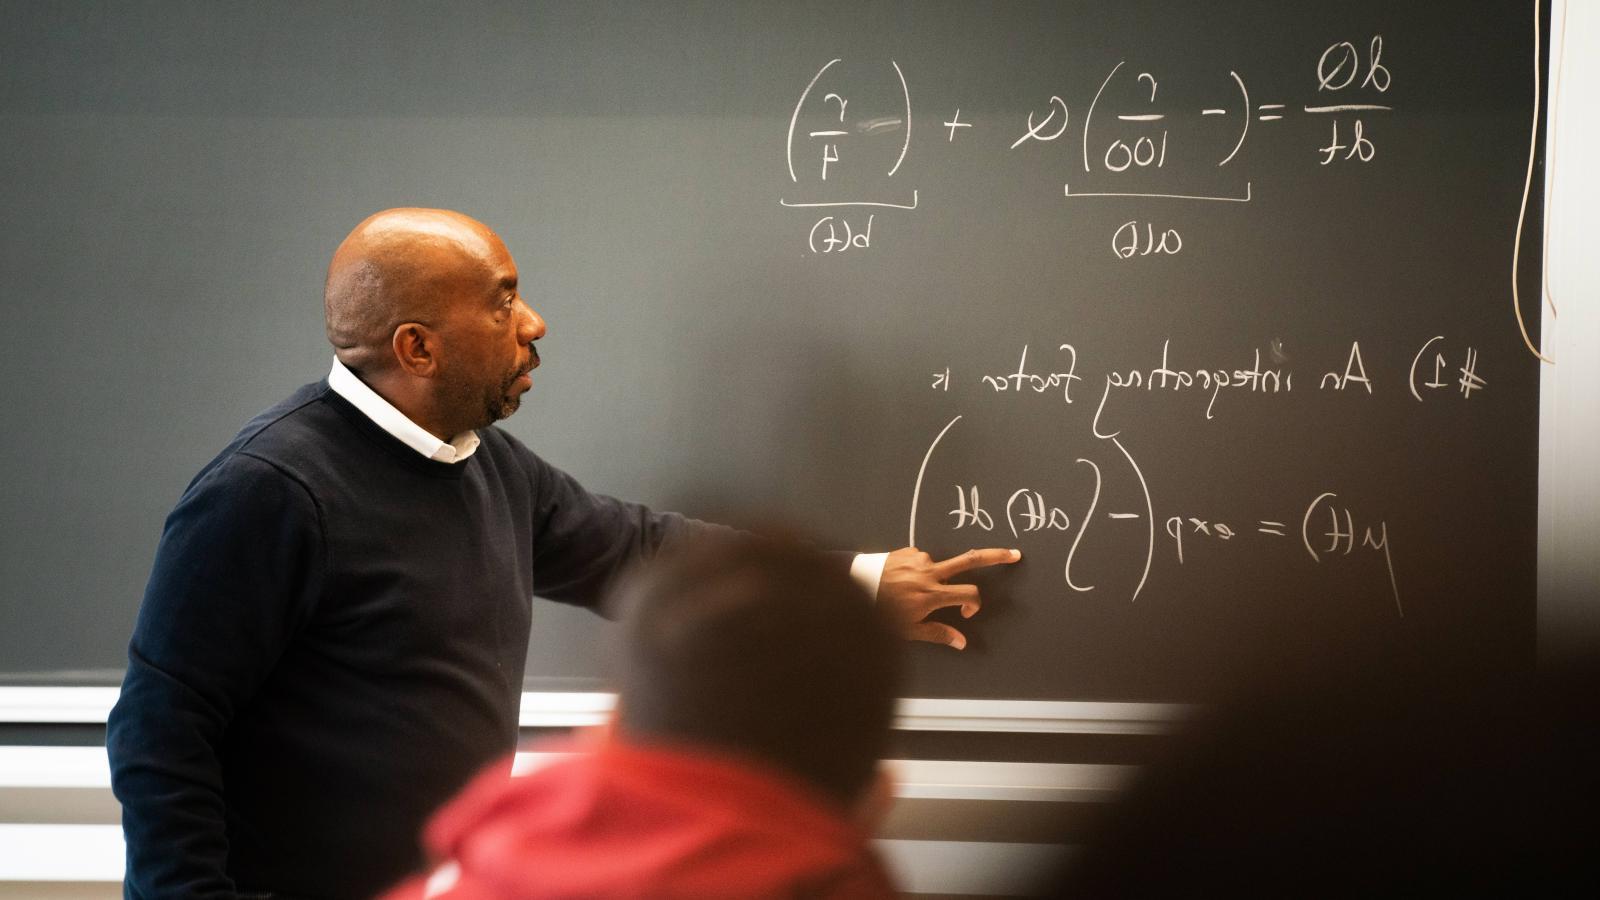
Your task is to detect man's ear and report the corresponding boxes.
[392,322,439,377]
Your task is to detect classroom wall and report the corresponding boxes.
[1539,0,1600,665]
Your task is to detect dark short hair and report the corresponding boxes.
[610,537,902,806]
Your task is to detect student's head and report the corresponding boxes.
[610,537,903,809]
[324,208,546,438]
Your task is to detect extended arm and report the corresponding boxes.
[517,445,730,612]
[513,442,1018,644]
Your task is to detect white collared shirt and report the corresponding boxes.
[326,358,888,598]
[328,358,481,463]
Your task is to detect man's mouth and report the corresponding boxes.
[511,346,540,391]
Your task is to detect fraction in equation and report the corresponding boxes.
[780,58,920,255]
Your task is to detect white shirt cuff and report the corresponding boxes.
[849,552,890,601]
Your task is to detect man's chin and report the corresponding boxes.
[490,376,529,422]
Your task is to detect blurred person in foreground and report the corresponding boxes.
[1041,637,1600,899]
[382,536,904,900]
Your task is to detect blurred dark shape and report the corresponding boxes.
[1043,638,1600,898]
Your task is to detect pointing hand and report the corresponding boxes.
[875,547,1022,650]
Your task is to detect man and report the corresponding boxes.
[383,537,905,900]
[107,208,1018,898]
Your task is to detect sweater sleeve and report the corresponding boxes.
[107,453,326,899]
[515,445,731,614]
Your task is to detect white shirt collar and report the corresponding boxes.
[327,358,481,464]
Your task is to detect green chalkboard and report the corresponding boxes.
[0,0,1546,701]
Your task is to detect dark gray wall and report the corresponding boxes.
[0,1,1545,700]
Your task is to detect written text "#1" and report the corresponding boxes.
[934,338,1484,420]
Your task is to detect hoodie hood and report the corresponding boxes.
[381,735,897,899]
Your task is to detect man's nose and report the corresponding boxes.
[517,300,546,343]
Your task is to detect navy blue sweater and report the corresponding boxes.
[107,381,702,899]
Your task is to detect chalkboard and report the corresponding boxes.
[0,0,1546,702]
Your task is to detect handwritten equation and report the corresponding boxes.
[908,331,1496,619]
[780,36,1393,255]
[936,464,1401,616]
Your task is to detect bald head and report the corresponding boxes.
[320,208,546,440]
[324,208,504,373]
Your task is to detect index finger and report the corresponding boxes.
[933,548,1022,579]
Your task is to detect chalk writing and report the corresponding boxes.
[944,109,971,142]
[782,58,917,252]
[1408,336,1489,401]
[1113,221,1183,259]
[912,411,1404,614]
[980,345,1082,402]
[1320,342,1373,393]
[1006,488,1074,539]
[1011,95,1070,150]
[777,12,1537,636]
[949,485,994,530]
[938,336,1492,423]
[1104,341,1293,421]
[780,39,1402,251]
[807,214,873,254]
[1302,492,1401,615]
[896,326,1511,618]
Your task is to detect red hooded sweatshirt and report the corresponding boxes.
[379,735,898,900]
